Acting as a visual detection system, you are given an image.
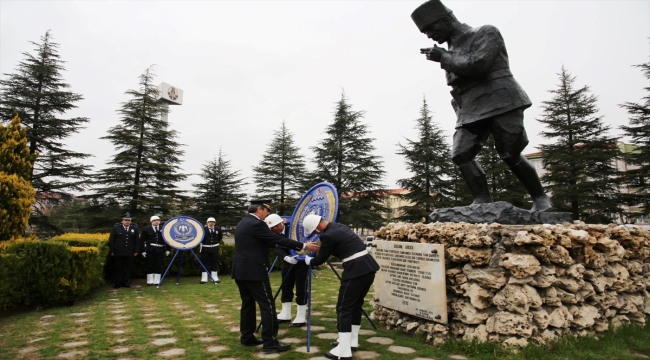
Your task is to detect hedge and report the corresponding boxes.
[0,234,283,311]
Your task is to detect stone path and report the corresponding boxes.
[11,278,438,360]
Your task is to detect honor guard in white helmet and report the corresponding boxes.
[300,214,379,360]
[140,215,170,286]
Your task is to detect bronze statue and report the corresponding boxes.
[412,0,553,213]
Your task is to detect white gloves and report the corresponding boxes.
[284,256,298,265]
[142,252,147,258]
[304,256,312,266]
[165,251,170,256]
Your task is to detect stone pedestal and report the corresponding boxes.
[428,201,572,225]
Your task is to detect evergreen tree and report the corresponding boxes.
[90,66,186,225]
[0,31,92,229]
[620,62,650,220]
[0,115,37,240]
[449,167,473,207]
[311,92,387,230]
[193,149,248,227]
[537,66,621,222]
[396,98,455,222]
[253,120,307,216]
[475,136,529,208]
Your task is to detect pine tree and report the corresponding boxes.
[90,66,186,225]
[537,66,621,222]
[0,31,92,229]
[620,62,650,220]
[475,136,529,208]
[0,115,37,240]
[193,149,248,227]
[253,121,307,216]
[396,98,455,222]
[311,92,387,230]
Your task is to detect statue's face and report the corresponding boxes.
[424,19,452,44]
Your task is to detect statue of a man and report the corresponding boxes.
[412,0,552,212]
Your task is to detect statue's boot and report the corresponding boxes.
[459,160,493,204]
[508,156,553,212]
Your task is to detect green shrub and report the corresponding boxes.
[4,241,76,308]
[69,246,100,297]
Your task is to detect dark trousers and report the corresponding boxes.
[113,256,134,285]
[146,248,165,274]
[235,279,279,347]
[201,249,220,272]
[280,262,309,305]
[336,272,375,332]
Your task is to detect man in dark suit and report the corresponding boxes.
[302,214,380,360]
[140,215,170,286]
[109,212,140,289]
[413,0,552,212]
[201,217,223,284]
[232,200,320,353]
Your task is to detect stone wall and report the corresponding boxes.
[369,222,650,348]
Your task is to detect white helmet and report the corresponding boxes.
[303,214,322,235]
[207,217,216,223]
[265,214,283,228]
[150,215,160,222]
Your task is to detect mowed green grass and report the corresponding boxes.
[0,266,648,360]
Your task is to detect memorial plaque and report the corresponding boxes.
[372,240,447,324]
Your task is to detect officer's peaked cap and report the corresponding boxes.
[250,199,273,211]
[411,0,453,32]
[122,212,132,220]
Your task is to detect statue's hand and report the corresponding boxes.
[420,47,433,54]
[426,45,446,62]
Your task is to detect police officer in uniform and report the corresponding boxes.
[201,217,223,284]
[413,0,552,212]
[302,214,380,360]
[109,212,140,288]
[266,214,309,327]
[232,200,320,353]
[140,215,170,286]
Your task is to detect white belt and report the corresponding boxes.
[150,243,165,247]
[202,244,219,248]
[343,250,368,263]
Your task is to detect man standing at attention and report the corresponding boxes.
[109,212,140,289]
[140,215,170,286]
[302,214,379,360]
[232,200,320,353]
[413,0,552,212]
[201,217,222,284]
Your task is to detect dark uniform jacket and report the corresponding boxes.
[439,24,532,126]
[109,223,140,257]
[232,214,305,281]
[202,226,223,253]
[309,222,380,281]
[140,225,168,253]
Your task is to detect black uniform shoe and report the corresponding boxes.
[325,352,352,360]
[330,341,358,351]
[289,322,306,327]
[241,338,264,347]
[262,343,291,353]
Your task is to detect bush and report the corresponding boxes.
[50,233,109,286]
[3,241,75,309]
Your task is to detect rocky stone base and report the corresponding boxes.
[372,221,650,348]
[429,201,573,225]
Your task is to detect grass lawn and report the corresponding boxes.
[1,266,649,360]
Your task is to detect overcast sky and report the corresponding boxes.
[1,0,649,198]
